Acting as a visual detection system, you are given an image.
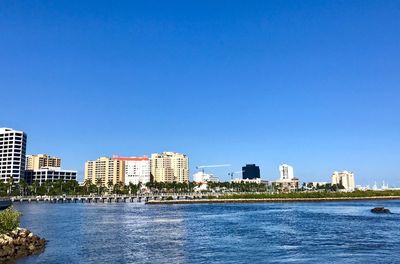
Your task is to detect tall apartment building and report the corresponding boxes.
[0,128,27,183]
[150,152,189,183]
[112,157,150,186]
[242,164,260,179]
[331,171,355,191]
[84,157,124,187]
[26,154,61,170]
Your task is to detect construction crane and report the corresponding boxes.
[196,164,231,173]
[228,171,243,180]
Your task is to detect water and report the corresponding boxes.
[13,200,400,263]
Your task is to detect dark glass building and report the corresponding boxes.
[242,164,260,179]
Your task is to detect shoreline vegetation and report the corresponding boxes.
[146,190,400,204]
[0,180,272,197]
[0,179,362,197]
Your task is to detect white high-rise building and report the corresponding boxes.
[331,171,355,191]
[279,164,294,180]
[0,128,27,183]
[116,157,150,186]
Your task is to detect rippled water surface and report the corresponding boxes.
[14,200,400,263]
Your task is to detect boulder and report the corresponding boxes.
[371,207,391,214]
[0,229,46,261]
[2,245,15,256]
[0,237,7,246]
[2,234,13,244]
[28,243,36,252]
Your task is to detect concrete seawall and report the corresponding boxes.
[146,196,400,205]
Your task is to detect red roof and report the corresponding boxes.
[112,157,149,161]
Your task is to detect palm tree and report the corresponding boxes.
[96,178,103,195]
[42,180,53,195]
[31,180,40,195]
[56,179,64,194]
[70,180,79,195]
[6,176,14,196]
[83,179,92,194]
[19,179,28,196]
[107,180,114,194]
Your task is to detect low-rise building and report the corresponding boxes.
[305,182,329,189]
[231,178,269,185]
[25,167,77,185]
[272,178,299,192]
[193,171,219,183]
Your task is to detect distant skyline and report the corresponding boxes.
[1,1,399,185]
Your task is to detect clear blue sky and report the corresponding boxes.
[1,0,399,185]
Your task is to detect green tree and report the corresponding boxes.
[19,179,28,196]
[96,178,103,195]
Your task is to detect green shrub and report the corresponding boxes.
[0,207,22,234]
[166,196,174,200]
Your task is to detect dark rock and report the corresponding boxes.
[371,207,391,214]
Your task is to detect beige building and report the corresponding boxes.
[150,152,189,183]
[84,157,125,187]
[272,178,299,192]
[332,171,355,191]
[26,154,61,170]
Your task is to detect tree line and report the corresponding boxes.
[0,177,344,197]
[0,179,272,197]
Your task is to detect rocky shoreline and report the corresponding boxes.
[0,228,46,261]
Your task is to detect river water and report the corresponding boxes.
[13,200,400,263]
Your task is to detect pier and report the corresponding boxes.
[10,193,217,204]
